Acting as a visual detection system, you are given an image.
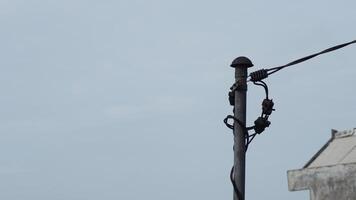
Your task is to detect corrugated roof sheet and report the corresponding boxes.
[304,128,356,168]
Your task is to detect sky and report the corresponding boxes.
[0,0,355,199]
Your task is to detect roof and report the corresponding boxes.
[304,128,356,168]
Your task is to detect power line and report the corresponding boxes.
[249,39,356,82]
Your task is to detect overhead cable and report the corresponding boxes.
[249,39,356,82]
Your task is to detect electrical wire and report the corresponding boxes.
[268,39,356,75]
[249,39,356,81]
[230,166,243,200]
[253,80,269,99]
[246,134,257,147]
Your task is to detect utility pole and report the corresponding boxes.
[225,40,354,200]
[230,56,253,200]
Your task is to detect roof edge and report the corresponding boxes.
[303,128,356,168]
[334,128,356,138]
[303,129,336,168]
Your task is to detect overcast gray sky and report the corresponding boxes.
[0,0,355,199]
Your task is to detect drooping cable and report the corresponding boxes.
[253,80,269,99]
[230,166,243,200]
[246,133,257,149]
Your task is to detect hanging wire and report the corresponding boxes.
[253,80,269,99]
[223,115,254,133]
[246,133,257,147]
[230,166,243,200]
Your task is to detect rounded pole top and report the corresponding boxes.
[230,56,253,68]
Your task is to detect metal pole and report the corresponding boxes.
[230,57,253,200]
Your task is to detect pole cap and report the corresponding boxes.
[230,56,253,68]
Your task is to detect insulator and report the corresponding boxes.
[254,117,271,134]
[250,69,268,81]
[262,99,275,115]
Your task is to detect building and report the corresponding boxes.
[287,128,356,200]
